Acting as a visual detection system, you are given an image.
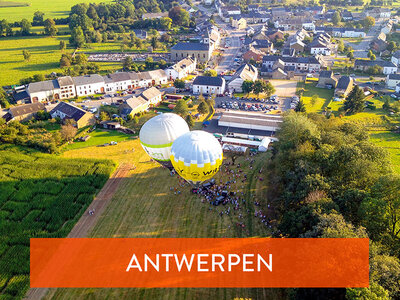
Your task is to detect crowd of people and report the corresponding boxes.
[169,153,273,235]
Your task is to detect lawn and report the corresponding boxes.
[369,130,400,174]
[0,0,111,22]
[44,139,282,300]
[0,145,115,299]
[62,129,134,151]
[297,82,334,113]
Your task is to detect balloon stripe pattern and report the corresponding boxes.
[170,131,223,184]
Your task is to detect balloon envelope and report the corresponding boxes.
[139,113,190,169]
[170,130,223,184]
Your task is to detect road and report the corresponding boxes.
[344,21,383,59]
[216,29,244,74]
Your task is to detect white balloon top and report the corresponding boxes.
[171,130,223,166]
[139,113,189,146]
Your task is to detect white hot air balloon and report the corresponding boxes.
[170,130,223,185]
[139,113,190,169]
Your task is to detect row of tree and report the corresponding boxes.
[241,79,276,97]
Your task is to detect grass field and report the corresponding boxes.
[298,82,334,113]
[369,130,400,174]
[43,139,284,300]
[63,129,134,151]
[0,34,69,87]
[0,0,111,22]
[0,145,114,299]
[0,33,124,87]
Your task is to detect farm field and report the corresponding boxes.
[0,0,111,22]
[0,145,115,299]
[44,139,281,300]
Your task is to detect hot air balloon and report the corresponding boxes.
[170,130,223,185]
[139,113,189,169]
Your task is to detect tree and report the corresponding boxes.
[123,56,134,70]
[74,53,87,65]
[160,17,172,30]
[367,50,373,58]
[70,26,85,48]
[295,99,306,112]
[173,99,189,117]
[204,69,217,77]
[59,40,66,51]
[337,40,344,53]
[264,81,276,98]
[60,124,77,141]
[370,54,376,61]
[185,114,194,128]
[387,41,397,53]
[150,36,159,49]
[33,11,45,25]
[197,101,209,115]
[332,11,341,26]
[20,19,31,36]
[241,80,254,95]
[174,79,185,89]
[343,85,365,115]
[363,16,375,29]
[360,175,400,240]
[168,6,190,26]
[44,18,58,36]
[253,79,267,95]
[60,54,71,67]
[0,87,10,108]
[311,94,318,106]
[22,50,31,61]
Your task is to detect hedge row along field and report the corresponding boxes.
[0,145,115,299]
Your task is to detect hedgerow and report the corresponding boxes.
[0,145,115,298]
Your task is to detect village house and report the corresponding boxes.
[147,69,168,85]
[262,55,321,73]
[73,74,105,97]
[386,73,400,87]
[3,102,45,122]
[228,64,258,93]
[103,72,133,93]
[231,16,247,29]
[391,50,400,66]
[335,76,354,97]
[243,48,266,63]
[317,70,338,88]
[57,76,76,99]
[290,40,305,53]
[133,29,148,39]
[274,18,305,31]
[354,60,397,75]
[50,102,95,128]
[120,87,163,119]
[27,80,61,102]
[261,59,295,79]
[192,76,226,95]
[166,57,197,80]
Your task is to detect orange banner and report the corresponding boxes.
[30,238,369,288]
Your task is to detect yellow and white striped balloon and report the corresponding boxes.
[170,130,223,184]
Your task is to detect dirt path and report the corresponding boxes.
[24,164,131,300]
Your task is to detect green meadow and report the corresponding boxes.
[0,0,111,22]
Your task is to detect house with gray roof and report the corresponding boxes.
[57,76,76,99]
[27,79,61,102]
[73,74,105,96]
[193,76,226,95]
[50,102,95,128]
[171,42,212,63]
[228,64,258,93]
[103,72,133,92]
[166,57,197,80]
